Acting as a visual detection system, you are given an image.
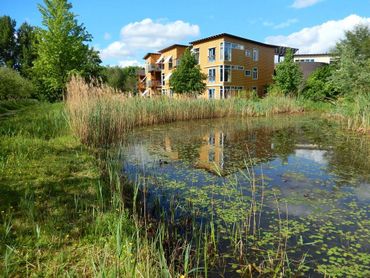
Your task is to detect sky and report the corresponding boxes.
[2,0,370,67]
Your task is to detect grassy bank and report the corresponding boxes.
[66,77,305,146]
[329,94,370,133]
[0,103,183,277]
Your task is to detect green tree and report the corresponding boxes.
[17,22,38,77]
[33,0,101,101]
[302,65,338,101]
[331,24,370,96]
[273,49,302,96]
[102,66,141,93]
[0,15,17,68]
[170,48,206,95]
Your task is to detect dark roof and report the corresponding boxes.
[158,44,189,53]
[294,53,332,57]
[143,52,160,60]
[190,33,298,55]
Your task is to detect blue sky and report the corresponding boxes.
[2,0,370,66]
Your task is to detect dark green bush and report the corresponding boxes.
[0,67,35,100]
[301,65,338,101]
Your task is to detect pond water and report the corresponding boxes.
[122,114,370,277]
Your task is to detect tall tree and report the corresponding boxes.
[17,22,38,77]
[331,24,370,96]
[273,49,302,96]
[170,48,206,95]
[0,15,17,68]
[33,0,100,101]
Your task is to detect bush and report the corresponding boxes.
[0,67,34,100]
[301,65,338,101]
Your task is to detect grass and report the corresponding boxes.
[0,102,192,277]
[66,77,305,146]
[328,94,370,133]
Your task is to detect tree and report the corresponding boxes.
[33,0,101,101]
[17,22,38,77]
[302,65,338,101]
[273,49,302,96]
[102,66,126,91]
[0,15,17,68]
[170,48,206,95]
[331,24,370,96]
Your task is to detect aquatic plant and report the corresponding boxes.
[66,76,304,147]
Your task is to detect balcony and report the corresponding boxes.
[146,80,161,88]
[145,63,161,73]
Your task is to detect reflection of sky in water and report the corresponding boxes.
[295,148,327,165]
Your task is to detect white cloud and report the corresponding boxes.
[291,0,322,9]
[103,32,111,40]
[274,18,299,29]
[99,18,200,62]
[100,41,131,59]
[264,18,299,29]
[265,14,370,54]
[118,59,143,67]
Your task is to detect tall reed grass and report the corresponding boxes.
[66,77,304,146]
[329,94,370,133]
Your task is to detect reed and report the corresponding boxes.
[329,94,370,133]
[66,76,304,147]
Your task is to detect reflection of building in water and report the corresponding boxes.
[198,130,225,172]
[163,136,179,160]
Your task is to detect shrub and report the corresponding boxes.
[0,67,34,100]
[301,65,338,101]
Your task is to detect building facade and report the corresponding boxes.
[143,33,292,99]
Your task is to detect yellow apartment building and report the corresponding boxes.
[143,33,294,98]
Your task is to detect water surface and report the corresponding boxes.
[123,114,370,277]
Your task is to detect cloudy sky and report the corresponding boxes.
[3,0,370,66]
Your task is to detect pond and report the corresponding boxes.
[122,114,370,277]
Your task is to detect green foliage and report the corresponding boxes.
[170,48,207,95]
[0,16,17,68]
[331,24,370,96]
[273,49,303,96]
[102,66,140,93]
[33,0,101,101]
[302,65,338,101]
[0,67,35,100]
[16,22,38,78]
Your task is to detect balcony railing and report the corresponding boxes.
[208,55,216,62]
[146,80,161,88]
[145,64,161,73]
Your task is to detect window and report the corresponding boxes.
[161,73,165,86]
[237,66,244,70]
[252,87,257,92]
[231,43,244,50]
[192,48,199,64]
[224,42,232,61]
[168,57,173,69]
[252,67,258,80]
[220,66,231,82]
[253,48,259,61]
[161,89,167,95]
[208,68,216,82]
[220,43,224,61]
[245,49,251,57]
[224,65,231,82]
[208,47,216,62]
[245,70,251,77]
[169,89,174,97]
[208,88,215,99]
